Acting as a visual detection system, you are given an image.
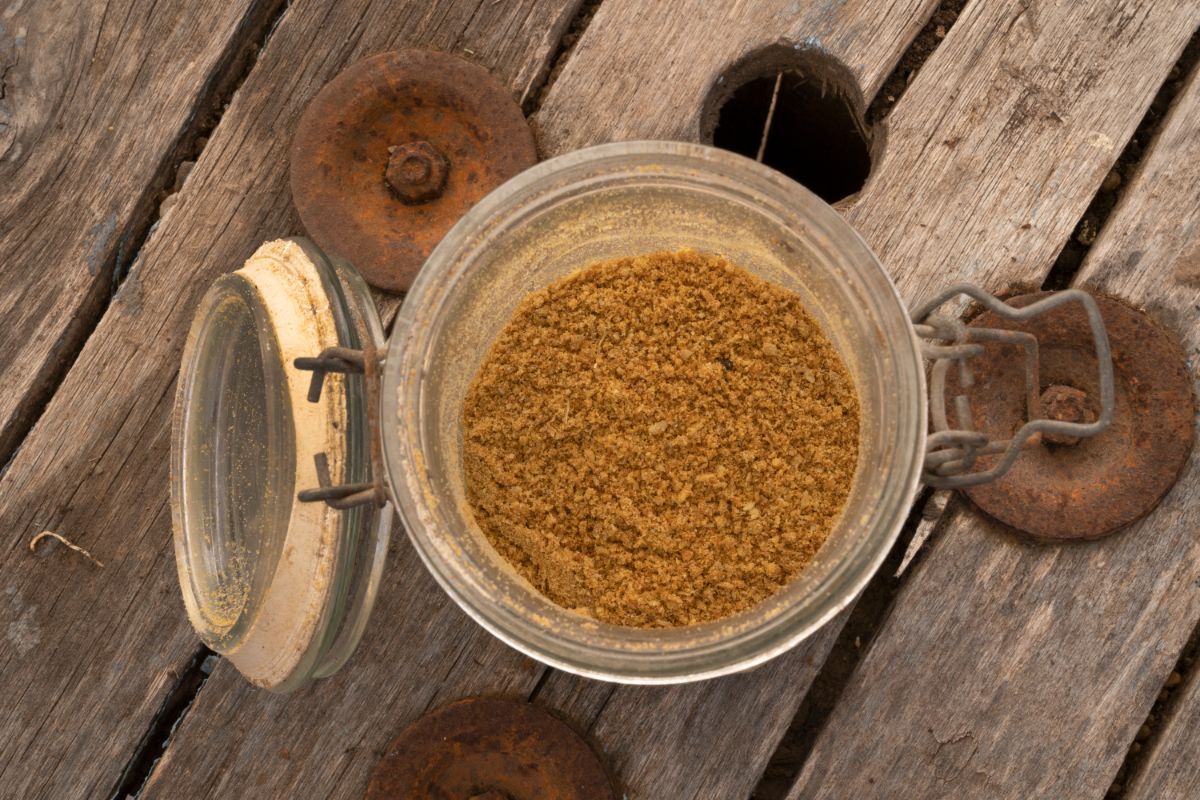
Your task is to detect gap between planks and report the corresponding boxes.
[1043,31,1200,291]
[0,0,289,473]
[110,647,216,800]
[1121,624,1200,797]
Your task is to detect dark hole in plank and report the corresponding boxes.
[109,647,217,799]
[703,45,875,204]
[712,72,871,203]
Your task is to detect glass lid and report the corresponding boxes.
[170,238,389,692]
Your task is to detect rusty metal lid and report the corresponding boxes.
[365,698,617,799]
[952,292,1194,541]
[290,50,537,293]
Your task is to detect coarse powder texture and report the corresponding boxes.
[462,250,859,627]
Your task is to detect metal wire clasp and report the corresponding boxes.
[911,285,1115,488]
[294,344,388,509]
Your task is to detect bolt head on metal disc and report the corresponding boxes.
[365,698,617,800]
[291,50,537,293]
[951,292,1194,541]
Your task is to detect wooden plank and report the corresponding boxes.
[534,0,940,155]
[534,616,846,799]
[536,1,1200,798]
[1129,673,1200,799]
[786,10,1200,799]
[0,2,580,798]
[845,0,1198,306]
[0,0,283,468]
[1083,63,1200,800]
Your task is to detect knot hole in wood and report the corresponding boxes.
[701,42,879,204]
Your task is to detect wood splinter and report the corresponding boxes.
[28,531,105,568]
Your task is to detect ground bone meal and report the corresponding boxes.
[463,250,860,627]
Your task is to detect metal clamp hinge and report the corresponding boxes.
[294,344,388,509]
[911,284,1115,489]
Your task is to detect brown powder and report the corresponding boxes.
[462,250,859,627]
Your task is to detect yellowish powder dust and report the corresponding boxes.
[463,250,859,627]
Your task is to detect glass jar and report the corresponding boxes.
[383,141,926,682]
[173,141,927,690]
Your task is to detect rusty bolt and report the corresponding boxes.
[1040,384,1094,446]
[385,140,449,204]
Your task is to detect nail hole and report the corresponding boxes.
[702,45,876,204]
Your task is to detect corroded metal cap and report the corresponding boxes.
[365,698,617,799]
[290,50,537,293]
[952,292,1194,541]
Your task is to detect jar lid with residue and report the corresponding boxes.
[170,238,389,691]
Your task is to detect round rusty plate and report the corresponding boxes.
[951,292,1194,541]
[291,50,537,293]
[365,698,617,799]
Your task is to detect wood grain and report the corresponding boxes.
[534,0,940,155]
[1083,61,1200,800]
[1129,673,1200,799]
[845,0,1199,308]
[534,615,846,800]
[786,7,1200,798]
[0,1,579,798]
[0,0,283,469]
[146,543,546,798]
[536,1,1199,798]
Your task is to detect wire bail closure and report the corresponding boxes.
[291,289,1116,496]
[294,344,389,509]
[911,285,1115,488]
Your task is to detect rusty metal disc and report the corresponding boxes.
[291,50,537,293]
[951,292,1194,541]
[365,698,617,799]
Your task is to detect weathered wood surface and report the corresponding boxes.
[534,616,846,800]
[0,0,283,469]
[1086,62,1200,800]
[534,1,1198,797]
[527,3,946,796]
[147,543,546,797]
[1130,672,1200,799]
[0,2,282,797]
[0,1,580,798]
[847,0,1199,308]
[786,11,1200,799]
[4,0,1196,797]
[534,0,940,155]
